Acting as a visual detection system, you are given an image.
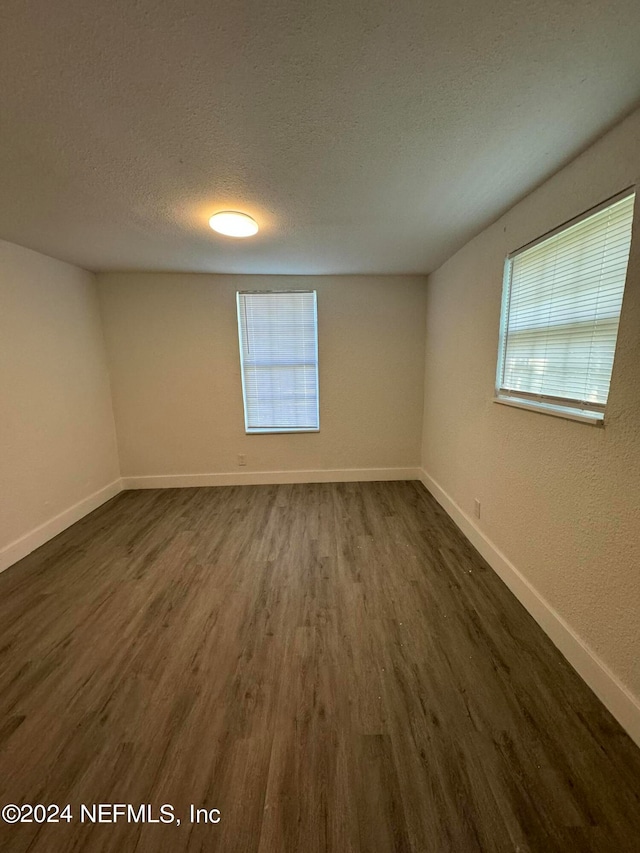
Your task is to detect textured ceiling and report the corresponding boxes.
[1,0,640,275]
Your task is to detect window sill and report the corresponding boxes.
[245,427,320,435]
[493,396,604,426]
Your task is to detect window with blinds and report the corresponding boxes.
[496,190,635,423]
[236,291,319,433]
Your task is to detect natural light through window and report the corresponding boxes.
[496,190,635,423]
[236,291,319,433]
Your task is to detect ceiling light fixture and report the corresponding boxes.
[209,211,259,238]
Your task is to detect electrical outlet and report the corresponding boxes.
[474,499,481,519]
[238,454,246,467]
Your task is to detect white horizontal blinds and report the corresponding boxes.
[237,291,319,431]
[500,192,635,411]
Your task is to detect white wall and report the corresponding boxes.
[0,241,120,570]
[98,273,427,483]
[421,108,640,734]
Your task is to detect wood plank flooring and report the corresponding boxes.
[0,481,639,852]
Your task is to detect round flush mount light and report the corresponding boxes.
[209,210,259,238]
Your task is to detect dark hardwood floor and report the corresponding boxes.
[0,481,639,852]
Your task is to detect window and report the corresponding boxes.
[236,290,319,433]
[496,190,635,423]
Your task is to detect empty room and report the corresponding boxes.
[1,1,640,851]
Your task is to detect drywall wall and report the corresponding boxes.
[421,107,640,727]
[0,241,120,570]
[98,274,426,482]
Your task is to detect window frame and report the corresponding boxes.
[494,188,635,426]
[236,289,320,435]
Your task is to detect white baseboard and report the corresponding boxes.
[0,479,123,575]
[122,467,421,490]
[419,468,640,749]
